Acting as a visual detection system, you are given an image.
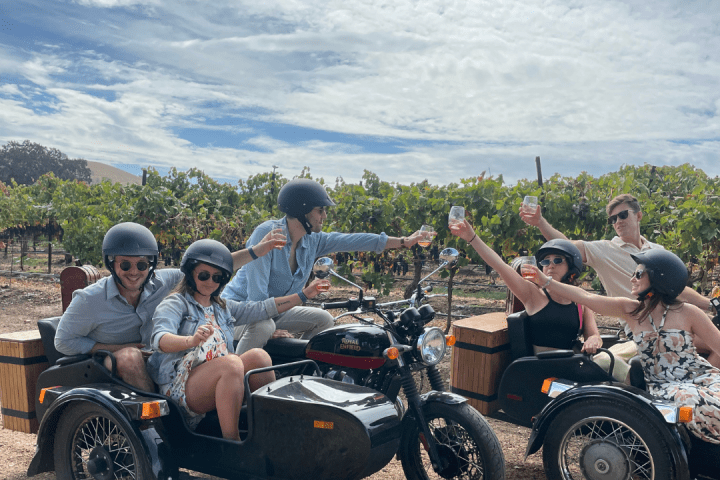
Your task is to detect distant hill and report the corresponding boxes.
[86,161,143,185]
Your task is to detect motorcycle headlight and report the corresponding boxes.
[417,327,446,365]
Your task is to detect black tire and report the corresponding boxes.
[399,402,505,480]
[54,402,151,480]
[542,398,678,480]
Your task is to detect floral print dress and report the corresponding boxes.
[158,305,229,429]
[634,306,720,444]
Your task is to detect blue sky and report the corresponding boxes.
[1,0,718,186]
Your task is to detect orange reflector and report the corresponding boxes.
[445,335,456,346]
[141,402,164,419]
[678,406,693,423]
[314,420,334,430]
[541,378,557,395]
[39,386,61,404]
[386,347,400,360]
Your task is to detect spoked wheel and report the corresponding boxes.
[543,399,678,480]
[399,402,505,480]
[54,402,150,480]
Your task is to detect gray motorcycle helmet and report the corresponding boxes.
[180,239,234,296]
[630,249,688,301]
[102,222,158,288]
[536,239,584,284]
[277,179,336,234]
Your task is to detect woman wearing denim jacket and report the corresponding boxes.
[147,239,321,441]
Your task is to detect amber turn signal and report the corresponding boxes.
[445,335,456,346]
[385,347,400,360]
[540,378,557,395]
[678,406,693,423]
[38,386,60,404]
[141,401,164,419]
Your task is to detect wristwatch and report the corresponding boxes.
[400,237,406,247]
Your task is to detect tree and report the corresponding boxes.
[0,140,92,185]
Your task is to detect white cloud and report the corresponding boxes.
[0,0,718,186]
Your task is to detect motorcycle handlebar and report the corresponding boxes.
[322,300,352,310]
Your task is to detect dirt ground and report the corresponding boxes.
[0,255,612,480]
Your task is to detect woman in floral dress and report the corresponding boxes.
[526,248,720,444]
[147,239,322,441]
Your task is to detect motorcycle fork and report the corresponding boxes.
[399,366,446,474]
[426,365,446,391]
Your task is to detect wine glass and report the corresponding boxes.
[316,279,332,292]
[519,256,537,280]
[272,220,288,249]
[418,225,434,248]
[448,206,465,231]
[522,196,538,215]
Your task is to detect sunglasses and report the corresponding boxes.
[118,260,149,272]
[607,209,632,225]
[539,257,565,267]
[631,269,646,280]
[197,271,223,283]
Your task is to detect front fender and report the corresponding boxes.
[524,383,689,478]
[28,385,175,479]
[420,390,467,406]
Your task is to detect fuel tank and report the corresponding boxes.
[306,323,391,370]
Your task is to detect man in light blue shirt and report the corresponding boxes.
[223,179,424,354]
[56,222,276,391]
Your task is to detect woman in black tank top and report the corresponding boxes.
[450,218,603,353]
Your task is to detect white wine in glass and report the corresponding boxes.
[419,225,434,247]
[448,206,465,231]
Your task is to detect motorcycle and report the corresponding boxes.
[29,318,404,480]
[493,291,720,480]
[264,248,506,480]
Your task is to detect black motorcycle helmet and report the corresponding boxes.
[630,249,688,301]
[102,222,158,288]
[536,239,584,284]
[277,178,336,234]
[180,239,234,296]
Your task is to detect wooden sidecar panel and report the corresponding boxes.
[252,376,402,480]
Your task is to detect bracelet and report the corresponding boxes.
[542,277,552,289]
[469,232,477,243]
[248,246,258,260]
[298,290,308,305]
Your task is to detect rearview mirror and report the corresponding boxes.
[439,248,459,265]
[313,257,334,279]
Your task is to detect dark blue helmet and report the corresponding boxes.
[631,249,687,301]
[536,239,584,284]
[181,239,234,296]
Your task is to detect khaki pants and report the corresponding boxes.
[593,341,638,384]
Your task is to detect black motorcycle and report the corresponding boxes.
[264,249,505,480]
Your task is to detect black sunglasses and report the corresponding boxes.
[631,269,645,280]
[607,209,632,225]
[197,271,223,283]
[118,260,149,272]
[539,257,565,267]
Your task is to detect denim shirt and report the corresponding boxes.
[147,292,278,385]
[222,217,388,302]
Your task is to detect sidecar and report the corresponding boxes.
[27,317,402,480]
[494,310,720,480]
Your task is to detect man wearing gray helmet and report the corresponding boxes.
[55,222,278,391]
[224,178,425,354]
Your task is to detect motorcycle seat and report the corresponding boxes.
[264,337,309,357]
